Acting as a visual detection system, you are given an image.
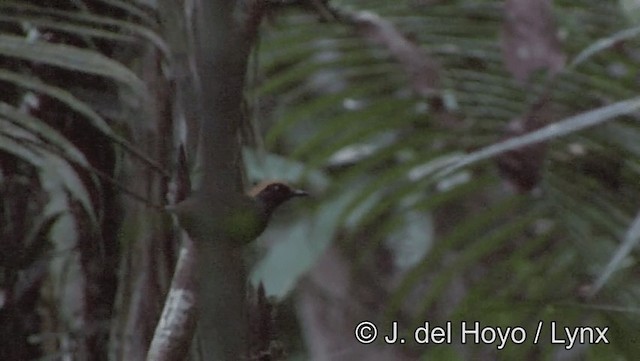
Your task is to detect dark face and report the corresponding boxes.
[255,183,308,216]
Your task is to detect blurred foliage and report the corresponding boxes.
[1,0,639,360]
[251,0,640,359]
[0,1,162,359]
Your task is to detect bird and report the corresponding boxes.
[168,181,308,246]
[248,181,308,219]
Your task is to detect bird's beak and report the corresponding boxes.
[292,189,309,197]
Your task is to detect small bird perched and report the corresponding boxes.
[248,181,308,222]
[168,182,307,246]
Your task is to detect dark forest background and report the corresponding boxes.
[1,0,640,360]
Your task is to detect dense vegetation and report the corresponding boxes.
[1,0,639,360]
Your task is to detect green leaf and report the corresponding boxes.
[0,34,148,99]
